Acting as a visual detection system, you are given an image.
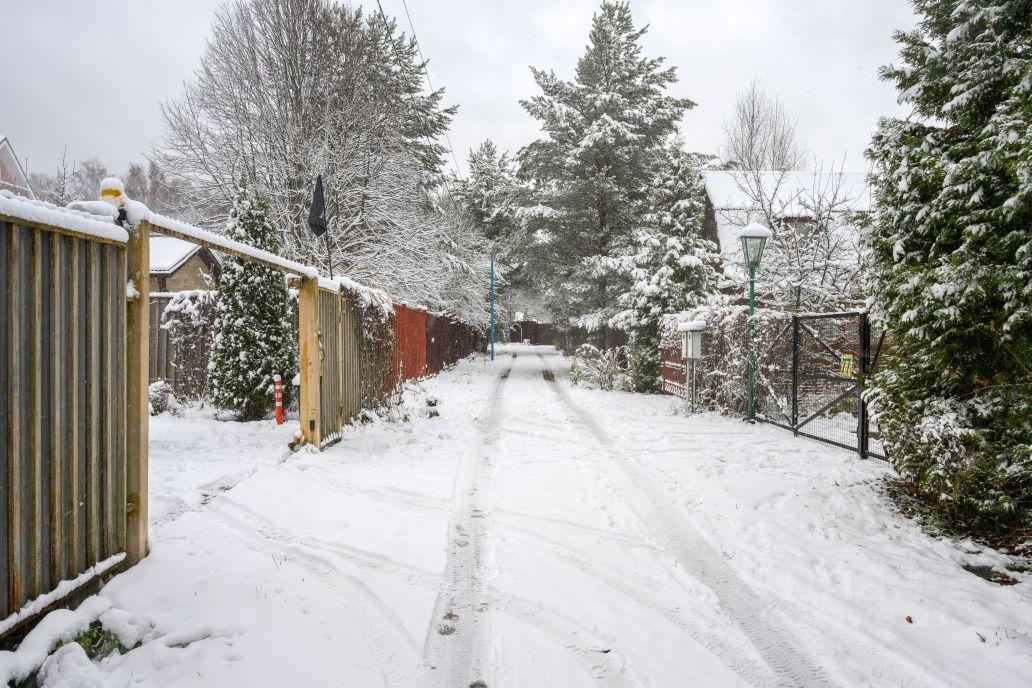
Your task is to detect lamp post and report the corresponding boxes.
[489,253,495,361]
[737,223,772,423]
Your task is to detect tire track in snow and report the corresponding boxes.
[423,353,515,688]
[536,352,836,688]
[206,499,425,687]
[497,521,776,685]
[538,353,948,688]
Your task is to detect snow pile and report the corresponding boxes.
[65,201,118,220]
[0,190,128,243]
[0,572,121,685]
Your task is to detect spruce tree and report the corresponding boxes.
[208,181,298,420]
[519,1,693,343]
[613,145,721,392]
[867,0,1031,530]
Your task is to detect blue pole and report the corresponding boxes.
[490,254,495,361]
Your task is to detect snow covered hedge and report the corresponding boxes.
[865,0,1032,532]
[661,306,794,419]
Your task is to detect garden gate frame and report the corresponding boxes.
[758,310,886,460]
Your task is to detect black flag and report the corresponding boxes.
[308,175,327,237]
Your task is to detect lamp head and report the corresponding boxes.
[737,222,772,271]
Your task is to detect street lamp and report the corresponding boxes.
[737,222,771,423]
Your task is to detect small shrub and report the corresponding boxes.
[570,344,627,391]
[148,381,180,416]
[56,621,121,660]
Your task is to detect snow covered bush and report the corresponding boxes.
[661,306,794,418]
[866,0,1032,532]
[570,344,627,391]
[148,381,180,416]
[208,181,298,421]
[161,289,217,399]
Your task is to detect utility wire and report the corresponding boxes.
[397,0,463,178]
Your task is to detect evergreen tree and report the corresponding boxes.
[866,0,1031,530]
[208,181,298,420]
[364,10,457,181]
[519,1,693,343]
[613,145,721,392]
[453,140,521,242]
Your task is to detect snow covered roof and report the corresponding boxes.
[0,136,35,199]
[0,189,128,243]
[146,212,319,279]
[150,235,203,274]
[703,171,872,216]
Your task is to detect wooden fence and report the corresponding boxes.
[1,199,482,643]
[0,201,148,639]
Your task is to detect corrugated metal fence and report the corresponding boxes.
[0,217,128,632]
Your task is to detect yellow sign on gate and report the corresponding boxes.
[840,354,855,377]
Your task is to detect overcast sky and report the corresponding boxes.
[3,0,916,180]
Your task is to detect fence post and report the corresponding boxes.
[298,276,321,448]
[125,219,150,565]
[791,314,799,434]
[858,312,870,459]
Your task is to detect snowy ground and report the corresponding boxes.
[10,344,1032,687]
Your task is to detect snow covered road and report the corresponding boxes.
[39,345,1032,686]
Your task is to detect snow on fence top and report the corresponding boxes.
[145,212,318,279]
[320,275,394,316]
[0,190,129,243]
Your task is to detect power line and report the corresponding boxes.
[397,0,463,178]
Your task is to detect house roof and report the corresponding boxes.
[0,136,35,199]
[150,235,203,274]
[702,170,871,216]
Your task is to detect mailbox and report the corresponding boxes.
[677,320,706,360]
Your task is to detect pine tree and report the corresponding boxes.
[866,0,1031,531]
[454,140,521,242]
[519,1,693,343]
[208,181,298,420]
[613,145,721,392]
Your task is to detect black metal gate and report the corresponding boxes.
[756,311,886,460]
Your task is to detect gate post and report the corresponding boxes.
[858,312,870,459]
[298,276,321,448]
[790,315,799,434]
[125,219,150,565]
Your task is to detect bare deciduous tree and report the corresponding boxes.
[153,0,487,324]
[719,81,864,311]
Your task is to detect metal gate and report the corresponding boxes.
[756,311,885,460]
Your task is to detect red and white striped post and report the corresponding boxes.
[273,374,284,425]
